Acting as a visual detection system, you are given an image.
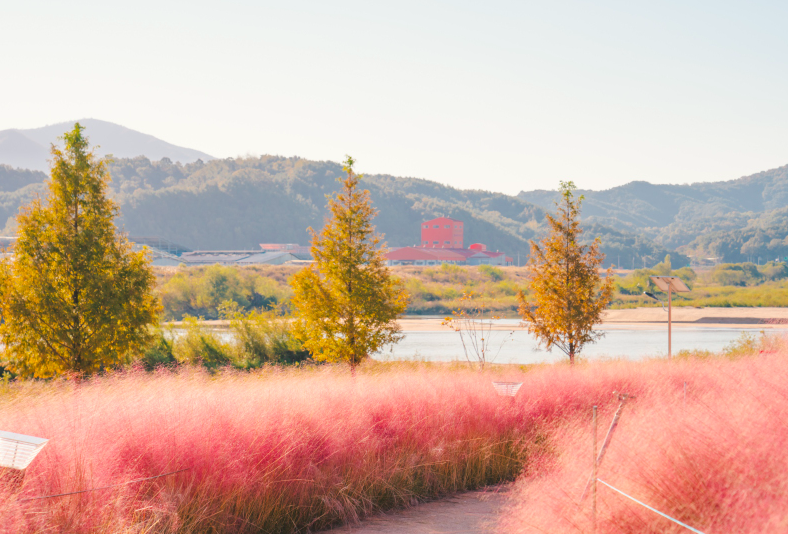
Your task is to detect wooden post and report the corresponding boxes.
[592,405,598,534]
[580,394,631,503]
[668,283,672,359]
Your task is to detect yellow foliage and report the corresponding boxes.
[290,157,408,368]
[517,182,613,365]
[0,123,159,378]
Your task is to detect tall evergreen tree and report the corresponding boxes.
[517,181,613,365]
[0,124,159,378]
[290,156,408,370]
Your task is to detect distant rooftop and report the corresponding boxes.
[130,236,192,256]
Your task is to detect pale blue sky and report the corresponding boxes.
[2,0,788,194]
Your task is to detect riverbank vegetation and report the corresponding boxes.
[140,308,310,372]
[1,337,783,533]
[154,258,788,320]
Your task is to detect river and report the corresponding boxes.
[376,319,785,364]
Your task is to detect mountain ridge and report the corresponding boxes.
[5,120,787,265]
[0,119,214,171]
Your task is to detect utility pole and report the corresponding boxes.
[668,283,672,358]
[648,276,689,359]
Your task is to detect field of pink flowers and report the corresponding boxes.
[0,364,535,533]
[499,352,788,533]
[1,351,786,533]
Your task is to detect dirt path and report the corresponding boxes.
[317,485,511,534]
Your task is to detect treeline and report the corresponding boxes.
[9,154,788,265]
[0,166,46,233]
[582,223,690,269]
[155,260,788,321]
[681,207,788,263]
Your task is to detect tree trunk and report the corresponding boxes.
[569,351,575,365]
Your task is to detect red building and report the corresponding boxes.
[384,217,513,266]
[421,217,463,248]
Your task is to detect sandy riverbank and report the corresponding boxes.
[168,307,788,332]
[399,307,788,331]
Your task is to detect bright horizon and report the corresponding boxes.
[3,1,788,195]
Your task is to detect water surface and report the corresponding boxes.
[376,321,782,364]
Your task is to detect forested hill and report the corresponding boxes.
[519,164,788,229]
[519,164,788,263]
[0,156,682,267]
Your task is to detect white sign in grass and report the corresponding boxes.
[0,430,49,470]
[492,381,523,397]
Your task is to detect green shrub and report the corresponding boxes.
[221,302,309,367]
[758,261,788,281]
[172,316,233,370]
[723,331,764,358]
[478,264,505,282]
[493,279,520,297]
[440,263,462,275]
[140,329,177,370]
[710,263,761,287]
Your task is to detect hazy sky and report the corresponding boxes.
[3,0,788,194]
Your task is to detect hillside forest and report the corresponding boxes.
[2,157,685,268]
[5,154,788,265]
[519,163,788,264]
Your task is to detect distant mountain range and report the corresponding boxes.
[518,165,788,263]
[3,119,788,266]
[0,119,213,171]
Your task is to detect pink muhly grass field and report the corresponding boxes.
[0,364,536,533]
[498,354,788,533]
[2,354,785,533]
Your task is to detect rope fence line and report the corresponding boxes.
[596,479,706,534]
[16,468,190,502]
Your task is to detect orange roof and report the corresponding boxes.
[422,216,463,224]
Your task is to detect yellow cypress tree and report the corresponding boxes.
[0,123,159,378]
[517,181,613,365]
[290,156,408,370]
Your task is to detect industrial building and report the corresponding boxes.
[385,218,513,266]
[133,239,312,266]
[420,217,464,248]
